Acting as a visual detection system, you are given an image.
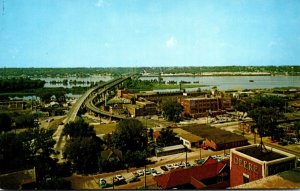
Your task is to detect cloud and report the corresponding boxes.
[95,0,104,7]
[166,36,177,48]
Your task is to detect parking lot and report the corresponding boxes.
[69,147,226,189]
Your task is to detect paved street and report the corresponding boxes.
[69,148,226,189]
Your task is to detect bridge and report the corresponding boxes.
[84,77,132,120]
[53,76,133,161]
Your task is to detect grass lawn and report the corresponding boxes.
[93,123,117,134]
[137,118,157,128]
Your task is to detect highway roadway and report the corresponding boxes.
[53,77,131,162]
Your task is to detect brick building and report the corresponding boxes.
[180,97,224,118]
[230,144,297,187]
[153,156,230,189]
[136,100,157,115]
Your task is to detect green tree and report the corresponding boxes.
[162,101,183,122]
[19,127,58,182]
[0,113,12,133]
[14,113,36,129]
[0,132,27,172]
[156,127,182,147]
[237,95,285,150]
[62,118,95,138]
[111,119,147,167]
[0,127,59,185]
[63,137,103,174]
[38,177,71,190]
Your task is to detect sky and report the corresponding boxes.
[0,0,300,68]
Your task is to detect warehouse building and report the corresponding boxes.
[181,124,248,151]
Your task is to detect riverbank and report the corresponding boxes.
[142,72,300,77]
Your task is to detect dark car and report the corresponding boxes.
[160,165,169,172]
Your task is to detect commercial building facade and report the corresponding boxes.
[230,144,297,187]
[153,157,230,189]
[180,97,223,118]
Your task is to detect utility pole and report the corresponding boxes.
[199,146,202,159]
[185,145,188,167]
[144,164,147,188]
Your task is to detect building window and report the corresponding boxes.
[243,173,249,184]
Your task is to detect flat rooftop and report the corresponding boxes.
[234,168,300,189]
[181,124,247,144]
[238,145,286,161]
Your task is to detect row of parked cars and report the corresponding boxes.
[159,161,192,173]
[133,168,162,177]
[99,174,126,187]
[99,168,163,188]
[99,155,231,188]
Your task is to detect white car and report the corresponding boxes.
[173,163,180,169]
[114,175,125,181]
[136,170,144,176]
[166,164,174,170]
[152,171,162,177]
[99,178,106,186]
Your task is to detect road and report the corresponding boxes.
[69,148,226,189]
[52,77,129,162]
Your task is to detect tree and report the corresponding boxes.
[236,95,285,151]
[63,137,103,174]
[0,127,59,184]
[156,127,182,147]
[19,127,58,182]
[0,132,27,172]
[162,101,183,122]
[63,117,95,138]
[111,119,148,166]
[38,177,71,190]
[14,113,36,129]
[0,113,12,133]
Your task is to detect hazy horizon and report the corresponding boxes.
[1,0,300,68]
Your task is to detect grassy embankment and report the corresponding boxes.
[89,117,158,135]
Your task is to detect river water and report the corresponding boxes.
[38,76,299,90]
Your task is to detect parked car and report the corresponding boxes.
[178,161,185,168]
[195,159,205,165]
[166,164,174,170]
[173,163,180,169]
[114,175,125,181]
[144,169,151,175]
[160,165,169,172]
[99,178,106,186]
[152,171,162,177]
[127,176,140,183]
[185,161,191,167]
[149,168,157,173]
[136,170,144,176]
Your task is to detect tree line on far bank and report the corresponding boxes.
[0,78,45,92]
[0,66,299,78]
